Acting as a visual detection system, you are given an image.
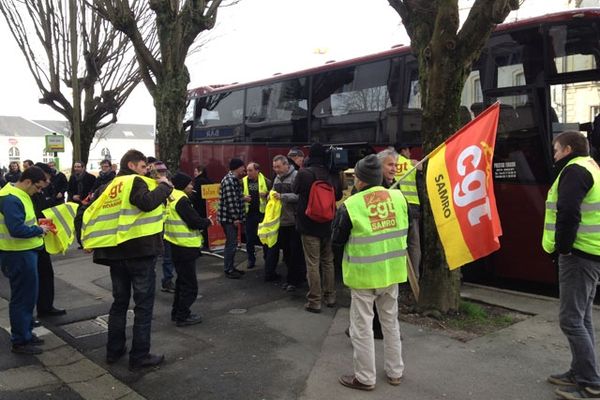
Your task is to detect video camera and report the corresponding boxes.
[325,146,349,172]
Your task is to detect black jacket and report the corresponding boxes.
[553,153,599,261]
[92,169,173,265]
[91,170,116,193]
[170,195,212,261]
[68,171,96,204]
[292,160,343,238]
[50,172,68,206]
[191,174,212,217]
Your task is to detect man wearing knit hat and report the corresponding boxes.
[164,172,212,326]
[332,154,408,391]
[218,158,246,279]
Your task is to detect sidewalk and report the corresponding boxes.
[0,247,589,400]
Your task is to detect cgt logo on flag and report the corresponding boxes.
[426,102,503,270]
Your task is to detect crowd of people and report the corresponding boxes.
[2,132,597,396]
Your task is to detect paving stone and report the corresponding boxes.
[50,358,106,384]
[0,365,59,391]
[5,384,85,400]
[36,331,68,351]
[37,344,85,367]
[70,373,132,400]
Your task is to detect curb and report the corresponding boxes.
[0,297,146,400]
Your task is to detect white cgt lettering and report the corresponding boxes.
[453,145,492,226]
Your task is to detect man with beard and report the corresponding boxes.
[67,161,96,205]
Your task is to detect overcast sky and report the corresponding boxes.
[0,0,571,126]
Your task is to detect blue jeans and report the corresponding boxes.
[1,250,39,344]
[558,253,600,387]
[161,240,175,285]
[245,212,267,267]
[107,257,157,363]
[223,223,238,273]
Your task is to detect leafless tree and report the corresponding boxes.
[388,0,520,313]
[94,0,235,170]
[0,0,143,165]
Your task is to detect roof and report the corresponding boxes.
[0,116,154,140]
[0,116,54,137]
[33,120,155,140]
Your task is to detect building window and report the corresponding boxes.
[42,152,54,163]
[8,146,20,162]
[101,148,111,160]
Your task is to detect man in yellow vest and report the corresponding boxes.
[542,131,600,399]
[332,155,407,391]
[242,162,271,270]
[82,149,173,371]
[165,172,212,327]
[395,144,422,279]
[0,166,52,355]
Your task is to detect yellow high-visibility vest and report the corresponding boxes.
[164,189,202,248]
[0,183,44,251]
[258,191,282,248]
[243,173,268,213]
[395,154,420,205]
[542,156,600,255]
[42,202,79,255]
[343,186,408,289]
[81,175,165,249]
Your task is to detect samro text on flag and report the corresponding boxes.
[425,102,502,270]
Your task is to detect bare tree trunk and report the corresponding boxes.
[153,70,189,169]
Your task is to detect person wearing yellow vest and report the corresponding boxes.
[0,166,53,355]
[82,150,173,371]
[542,131,600,399]
[394,145,422,279]
[332,155,407,391]
[31,162,67,320]
[165,172,212,327]
[242,162,271,270]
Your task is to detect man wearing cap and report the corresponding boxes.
[218,158,246,279]
[332,155,407,391]
[293,143,343,313]
[287,147,305,171]
[165,173,212,327]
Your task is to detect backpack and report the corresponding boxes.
[305,170,336,223]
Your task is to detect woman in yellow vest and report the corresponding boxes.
[165,173,212,327]
[0,166,52,355]
[332,155,407,391]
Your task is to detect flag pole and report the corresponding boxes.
[390,101,501,190]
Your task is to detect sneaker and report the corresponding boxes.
[11,343,43,355]
[285,284,296,293]
[556,386,600,399]
[106,346,127,364]
[161,281,176,293]
[387,375,402,386]
[338,375,375,391]
[175,314,203,327]
[129,353,165,371]
[549,371,577,387]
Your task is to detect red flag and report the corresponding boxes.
[425,102,502,269]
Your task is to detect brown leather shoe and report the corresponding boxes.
[387,375,402,386]
[338,375,375,391]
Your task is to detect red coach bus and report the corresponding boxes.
[180,9,600,288]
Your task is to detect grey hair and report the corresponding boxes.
[377,148,398,162]
[272,155,289,164]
